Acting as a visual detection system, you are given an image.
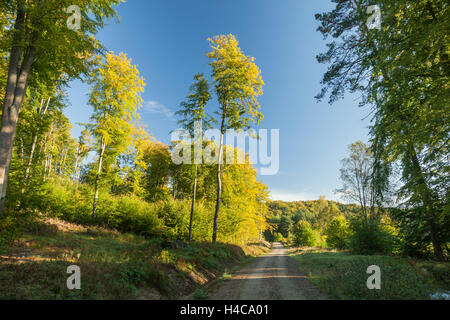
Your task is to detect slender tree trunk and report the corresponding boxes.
[20,138,24,162]
[22,98,50,194]
[212,112,226,244]
[47,136,55,178]
[59,149,67,175]
[408,145,445,261]
[188,164,198,242]
[92,138,106,219]
[0,4,37,216]
[74,148,81,183]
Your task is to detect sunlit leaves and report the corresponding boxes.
[207,34,264,130]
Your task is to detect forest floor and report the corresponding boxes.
[0,215,270,299]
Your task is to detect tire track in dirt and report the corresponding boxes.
[207,243,329,300]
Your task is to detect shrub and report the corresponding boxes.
[33,178,161,238]
[315,231,328,248]
[348,218,396,255]
[0,214,20,251]
[292,220,316,247]
[326,216,351,249]
[273,232,284,242]
[112,196,160,237]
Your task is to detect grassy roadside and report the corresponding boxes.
[186,249,266,300]
[290,248,449,300]
[0,214,269,300]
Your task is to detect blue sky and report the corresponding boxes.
[66,0,371,202]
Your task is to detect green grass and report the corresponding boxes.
[291,248,449,300]
[192,287,209,300]
[0,216,268,300]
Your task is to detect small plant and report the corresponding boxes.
[192,287,209,300]
[0,213,21,251]
[221,270,232,281]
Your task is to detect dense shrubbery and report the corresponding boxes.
[325,216,350,249]
[292,221,316,247]
[348,218,397,255]
[21,177,262,243]
[273,232,285,242]
[30,178,161,238]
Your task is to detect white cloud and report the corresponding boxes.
[269,190,339,202]
[144,100,174,118]
[269,190,318,202]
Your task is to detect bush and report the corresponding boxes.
[111,196,161,237]
[292,220,316,247]
[0,214,20,251]
[273,232,284,242]
[0,210,42,252]
[326,216,351,249]
[33,177,161,238]
[348,218,396,255]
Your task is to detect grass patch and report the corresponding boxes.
[192,287,209,300]
[291,248,449,300]
[0,215,268,299]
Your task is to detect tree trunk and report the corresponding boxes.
[74,147,80,182]
[212,112,226,245]
[47,136,55,178]
[22,98,50,194]
[0,4,37,216]
[188,164,198,242]
[92,138,106,219]
[408,145,445,261]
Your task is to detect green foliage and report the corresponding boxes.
[27,175,268,245]
[192,288,209,300]
[315,0,449,260]
[207,34,264,131]
[110,196,161,237]
[175,73,214,136]
[292,250,449,300]
[266,198,353,243]
[292,221,316,247]
[326,216,351,250]
[273,232,285,242]
[391,206,449,260]
[348,218,397,255]
[0,213,21,251]
[34,177,161,237]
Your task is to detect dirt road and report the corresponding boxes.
[207,243,329,300]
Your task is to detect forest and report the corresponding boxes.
[0,0,448,301]
[0,4,270,246]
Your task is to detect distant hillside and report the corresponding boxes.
[265,199,361,241]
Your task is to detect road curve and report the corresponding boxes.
[207,243,329,300]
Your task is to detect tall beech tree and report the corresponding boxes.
[315,0,448,260]
[175,73,213,242]
[88,52,145,218]
[206,34,264,244]
[0,0,121,215]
